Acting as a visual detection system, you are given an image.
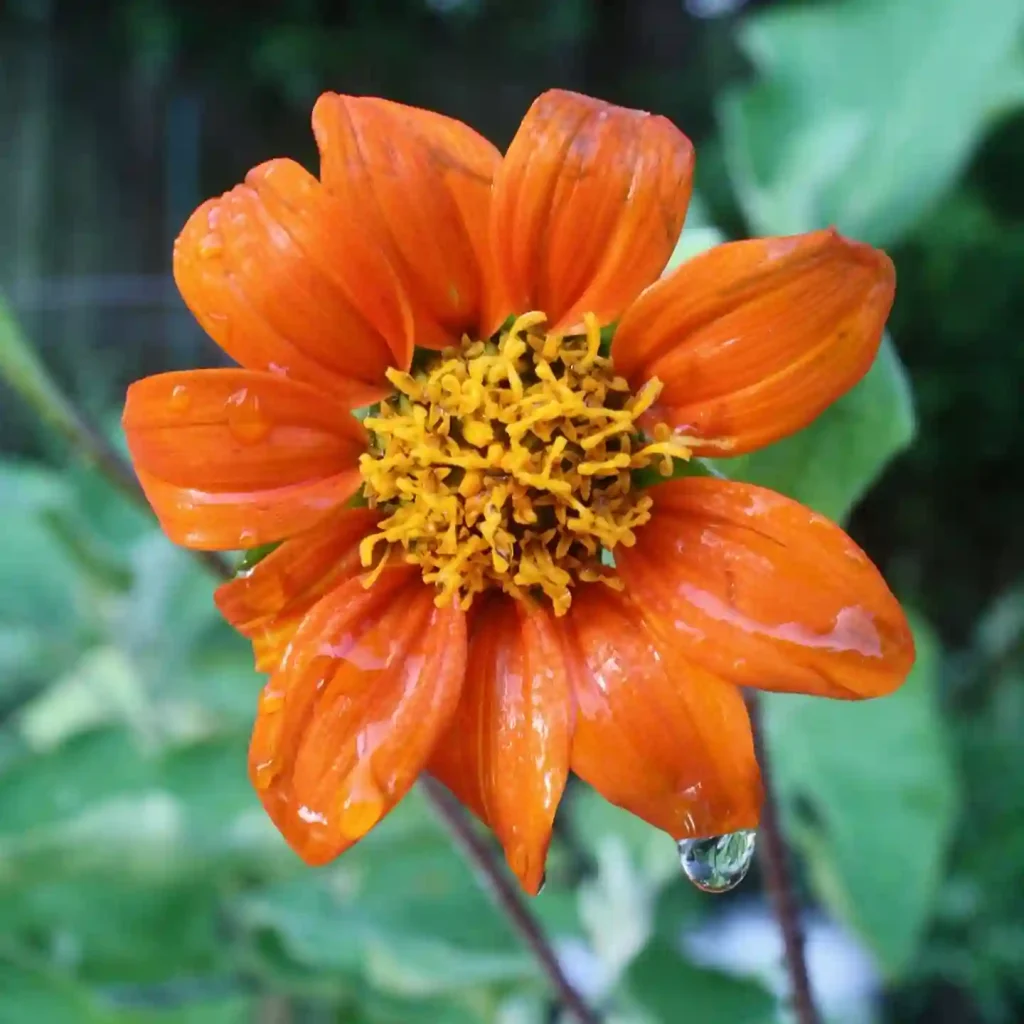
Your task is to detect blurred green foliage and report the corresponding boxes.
[2,0,1024,1021]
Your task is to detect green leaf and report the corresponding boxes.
[625,941,777,1024]
[720,0,1024,246]
[234,542,280,573]
[0,462,84,695]
[0,961,254,1023]
[356,991,490,1024]
[763,613,957,976]
[0,728,285,885]
[123,999,255,1024]
[0,880,232,985]
[119,535,223,678]
[0,960,100,1024]
[710,334,915,522]
[63,463,152,552]
[113,533,262,731]
[18,646,149,750]
[632,455,722,492]
[231,799,544,998]
[178,633,264,725]
[571,784,682,888]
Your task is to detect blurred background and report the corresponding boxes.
[1,0,1023,1021]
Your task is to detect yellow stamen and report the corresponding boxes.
[358,312,693,614]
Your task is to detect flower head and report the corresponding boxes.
[123,90,913,894]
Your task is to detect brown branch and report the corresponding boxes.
[421,777,601,1024]
[748,695,821,1024]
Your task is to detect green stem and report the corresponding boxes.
[0,294,231,579]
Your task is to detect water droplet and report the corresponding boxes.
[169,384,191,412]
[198,232,223,259]
[239,528,258,547]
[251,759,276,790]
[257,686,285,715]
[204,312,230,342]
[338,760,386,839]
[226,388,271,444]
[298,804,328,825]
[678,830,756,893]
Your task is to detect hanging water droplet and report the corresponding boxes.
[678,830,756,893]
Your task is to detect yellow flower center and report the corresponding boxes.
[357,311,690,615]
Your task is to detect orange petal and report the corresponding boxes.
[216,506,377,630]
[489,89,694,335]
[250,568,467,865]
[428,595,572,894]
[174,158,412,401]
[313,94,501,348]
[564,586,760,839]
[613,229,895,456]
[215,506,379,670]
[125,369,365,549]
[134,468,362,552]
[251,614,304,674]
[124,369,366,491]
[617,478,915,699]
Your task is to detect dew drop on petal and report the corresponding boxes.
[337,757,386,840]
[226,388,271,444]
[678,830,756,893]
[169,384,191,412]
[198,232,223,259]
[257,686,285,715]
[298,804,328,825]
[251,758,277,791]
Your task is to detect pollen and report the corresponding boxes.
[357,312,692,615]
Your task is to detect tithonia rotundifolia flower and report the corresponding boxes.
[123,89,914,894]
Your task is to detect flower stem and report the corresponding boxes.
[1,296,598,1023]
[421,777,601,1024]
[748,695,821,1024]
[0,295,232,580]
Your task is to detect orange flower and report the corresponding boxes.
[123,90,914,894]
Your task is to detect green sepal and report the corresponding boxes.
[352,403,379,422]
[410,346,443,374]
[598,322,617,356]
[631,456,724,491]
[233,488,370,576]
[234,542,281,575]
[346,487,370,509]
[495,313,517,338]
